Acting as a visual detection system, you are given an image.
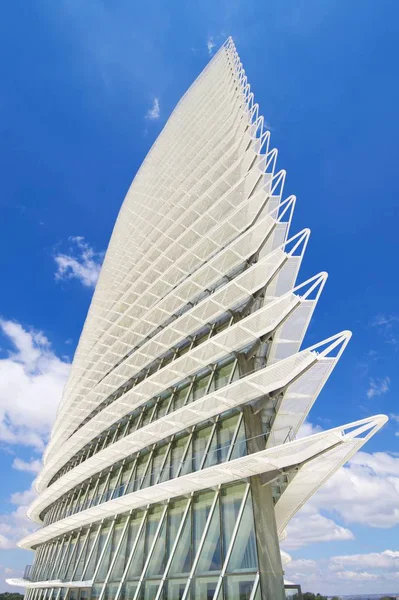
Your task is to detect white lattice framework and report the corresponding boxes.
[10,38,387,600]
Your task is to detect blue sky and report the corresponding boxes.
[0,0,398,595]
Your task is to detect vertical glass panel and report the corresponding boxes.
[221,483,246,561]
[120,582,138,600]
[193,577,218,599]
[85,523,110,580]
[193,491,215,558]
[172,385,189,411]
[165,579,186,600]
[202,426,218,469]
[229,419,247,461]
[108,517,130,582]
[196,498,222,574]
[102,583,119,600]
[170,436,187,479]
[214,361,234,390]
[217,415,239,463]
[124,513,147,580]
[169,503,192,576]
[180,437,193,476]
[192,372,211,401]
[140,452,153,490]
[78,590,90,600]
[143,580,161,600]
[155,396,169,420]
[132,455,148,492]
[90,586,102,600]
[151,445,167,485]
[228,491,258,572]
[224,574,256,600]
[146,513,166,577]
[74,528,96,581]
[96,519,124,582]
[193,425,213,471]
[65,534,84,580]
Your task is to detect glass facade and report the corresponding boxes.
[26,483,262,600]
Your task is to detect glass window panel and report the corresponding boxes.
[68,591,78,600]
[193,425,213,471]
[191,373,211,402]
[221,483,246,561]
[172,385,189,411]
[120,582,138,600]
[228,491,258,572]
[169,503,192,576]
[196,497,222,574]
[155,396,169,420]
[96,520,125,582]
[132,454,148,492]
[224,574,256,600]
[193,577,219,599]
[65,534,84,580]
[140,453,153,490]
[213,361,234,390]
[165,579,186,600]
[141,407,152,428]
[217,415,239,463]
[102,583,119,600]
[125,514,147,580]
[108,518,130,582]
[202,427,218,470]
[170,436,187,479]
[143,580,162,600]
[180,437,193,476]
[90,586,102,600]
[151,445,167,485]
[146,514,166,577]
[78,590,90,600]
[229,419,247,461]
[74,528,95,581]
[85,524,110,580]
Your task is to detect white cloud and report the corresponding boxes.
[366,375,390,398]
[0,484,38,549]
[145,97,160,120]
[284,504,354,550]
[207,36,216,55]
[296,420,323,439]
[284,449,399,555]
[54,236,103,288]
[12,457,42,474]
[0,319,70,451]
[285,550,399,595]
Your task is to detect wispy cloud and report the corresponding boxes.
[145,97,160,120]
[366,376,390,399]
[207,36,216,55]
[371,313,399,345]
[54,236,104,288]
[12,457,42,474]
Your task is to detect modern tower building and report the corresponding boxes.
[9,38,387,600]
